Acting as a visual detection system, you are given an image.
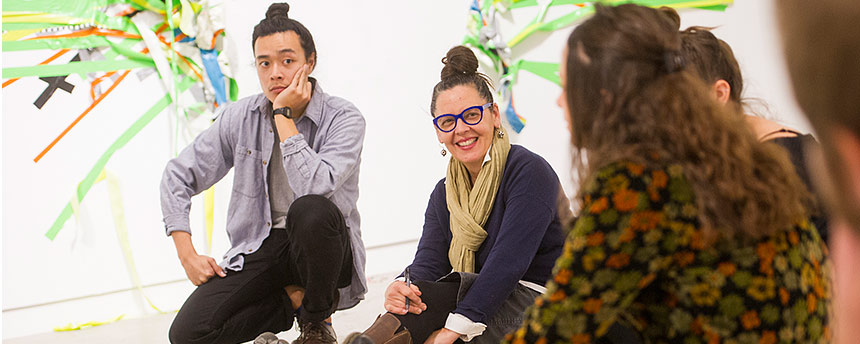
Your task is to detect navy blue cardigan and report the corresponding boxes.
[409,144,565,324]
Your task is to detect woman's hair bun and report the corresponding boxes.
[266,3,290,20]
[657,6,681,30]
[441,46,479,80]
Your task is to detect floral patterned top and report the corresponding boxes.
[506,162,831,344]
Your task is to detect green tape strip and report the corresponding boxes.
[519,60,561,85]
[229,77,238,102]
[510,0,582,9]
[3,36,116,51]
[3,59,154,78]
[45,77,195,240]
[2,22,65,31]
[2,1,111,15]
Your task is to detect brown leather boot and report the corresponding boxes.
[344,313,412,344]
[292,320,337,344]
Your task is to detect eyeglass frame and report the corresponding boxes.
[432,103,493,132]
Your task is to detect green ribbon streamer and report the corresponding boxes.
[518,60,561,85]
[505,0,731,47]
[45,77,195,240]
[3,59,154,78]
[229,77,239,102]
[2,36,121,52]
[510,0,582,9]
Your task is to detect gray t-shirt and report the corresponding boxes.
[267,116,294,229]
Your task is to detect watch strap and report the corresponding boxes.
[273,106,292,119]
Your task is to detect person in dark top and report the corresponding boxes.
[777,0,860,341]
[348,46,565,344]
[675,20,829,242]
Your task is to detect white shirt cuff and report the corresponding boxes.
[444,313,487,342]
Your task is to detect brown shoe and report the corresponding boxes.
[344,313,412,344]
[292,320,337,344]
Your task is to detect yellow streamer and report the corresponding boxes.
[204,186,215,255]
[2,29,41,41]
[53,315,125,332]
[97,169,171,314]
[2,12,87,25]
[56,169,174,332]
[128,0,165,14]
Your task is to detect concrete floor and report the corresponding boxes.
[4,272,396,344]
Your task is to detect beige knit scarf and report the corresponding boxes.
[446,127,511,272]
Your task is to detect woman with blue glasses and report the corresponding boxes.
[346,46,566,344]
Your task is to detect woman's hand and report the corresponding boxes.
[424,328,461,344]
[384,280,427,315]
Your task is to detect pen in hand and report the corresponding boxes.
[404,266,411,313]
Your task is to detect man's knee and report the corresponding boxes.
[287,195,346,239]
[168,316,210,344]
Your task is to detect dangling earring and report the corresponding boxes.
[497,128,505,139]
[440,143,447,156]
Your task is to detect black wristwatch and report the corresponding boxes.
[273,106,292,119]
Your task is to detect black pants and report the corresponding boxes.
[393,273,539,344]
[169,195,353,344]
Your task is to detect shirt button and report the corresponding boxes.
[267,221,271,227]
[269,129,273,133]
[263,160,267,165]
[248,249,252,252]
[246,150,251,155]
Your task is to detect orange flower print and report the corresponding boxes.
[606,253,631,269]
[690,230,706,250]
[555,268,573,285]
[808,294,818,314]
[779,288,790,305]
[638,273,657,288]
[627,162,645,176]
[648,187,660,202]
[583,298,603,314]
[788,231,799,245]
[718,262,737,276]
[571,334,591,344]
[613,188,640,212]
[586,232,605,247]
[741,310,761,330]
[760,331,777,344]
[757,242,776,276]
[619,227,636,243]
[549,289,566,302]
[674,251,696,267]
[690,316,704,334]
[589,197,609,214]
[652,170,668,188]
[511,337,525,344]
[535,337,546,344]
[705,331,720,344]
[630,211,662,231]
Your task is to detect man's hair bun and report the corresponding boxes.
[266,3,290,20]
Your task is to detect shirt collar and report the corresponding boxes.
[482,142,493,165]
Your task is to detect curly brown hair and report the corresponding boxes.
[564,4,810,241]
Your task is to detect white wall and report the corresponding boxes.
[1,0,805,339]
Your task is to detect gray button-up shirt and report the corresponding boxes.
[160,82,367,309]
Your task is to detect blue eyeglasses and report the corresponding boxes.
[433,103,492,132]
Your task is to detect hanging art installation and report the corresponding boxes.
[3,0,231,329]
[463,0,733,133]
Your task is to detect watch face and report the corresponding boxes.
[274,107,291,118]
